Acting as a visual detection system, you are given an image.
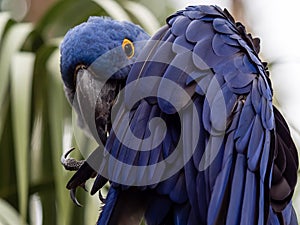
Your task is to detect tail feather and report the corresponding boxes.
[97,188,148,225]
[97,187,120,225]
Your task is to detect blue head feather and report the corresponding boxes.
[60,17,150,89]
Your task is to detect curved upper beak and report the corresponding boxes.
[71,68,105,143]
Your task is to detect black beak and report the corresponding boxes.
[66,68,124,146]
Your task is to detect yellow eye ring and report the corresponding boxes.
[122,38,134,59]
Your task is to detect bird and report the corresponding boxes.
[60,5,299,225]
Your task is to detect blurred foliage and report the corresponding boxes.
[0,0,167,224]
[1,0,299,225]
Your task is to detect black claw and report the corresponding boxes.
[99,190,106,203]
[70,188,82,207]
[61,148,85,171]
[63,147,76,159]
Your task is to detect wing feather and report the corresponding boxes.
[225,154,246,225]
[91,5,298,225]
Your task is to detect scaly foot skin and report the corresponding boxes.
[61,148,85,171]
[61,148,87,206]
[61,148,107,206]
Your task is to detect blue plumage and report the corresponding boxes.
[60,17,150,89]
[60,5,298,225]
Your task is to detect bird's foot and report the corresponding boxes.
[61,147,85,171]
[70,185,87,207]
[61,148,88,206]
[61,147,107,206]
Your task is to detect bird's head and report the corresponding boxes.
[60,16,150,92]
[60,17,150,144]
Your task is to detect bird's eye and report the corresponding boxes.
[122,38,134,59]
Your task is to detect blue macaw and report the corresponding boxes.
[60,5,298,225]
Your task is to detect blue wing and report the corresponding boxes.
[69,5,298,225]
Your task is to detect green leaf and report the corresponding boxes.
[29,44,57,186]
[47,48,73,225]
[93,0,131,21]
[0,23,33,143]
[34,0,108,40]
[0,12,10,140]
[0,198,26,225]
[0,92,9,146]
[0,12,11,43]
[137,0,174,24]
[11,52,35,224]
[122,1,161,34]
[84,193,100,225]
[46,47,61,83]
[29,194,42,225]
